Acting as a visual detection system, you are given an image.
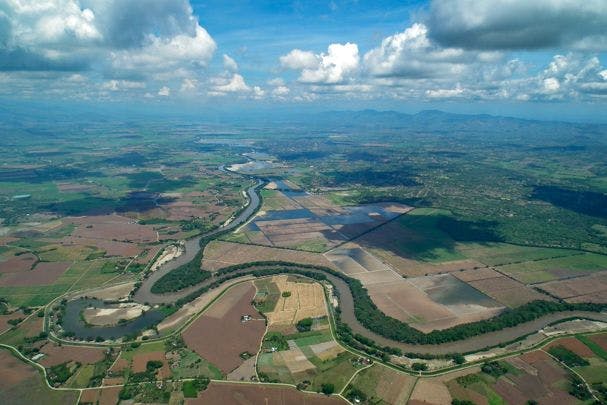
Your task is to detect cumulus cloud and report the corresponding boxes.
[427,0,607,51]
[280,42,359,84]
[157,86,170,96]
[0,0,216,96]
[363,23,499,79]
[210,73,250,94]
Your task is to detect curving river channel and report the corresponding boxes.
[64,168,607,355]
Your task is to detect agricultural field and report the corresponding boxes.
[438,333,607,405]
[0,349,79,405]
[202,240,337,271]
[187,381,346,404]
[181,281,266,374]
[260,275,328,333]
[536,271,607,303]
[344,363,417,404]
[223,183,411,252]
[255,276,361,392]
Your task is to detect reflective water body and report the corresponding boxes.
[62,298,165,340]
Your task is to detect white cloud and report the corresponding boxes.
[0,0,216,97]
[280,43,359,84]
[252,86,265,99]
[279,49,318,70]
[272,85,290,96]
[180,78,197,92]
[158,86,170,96]
[363,23,500,79]
[210,73,250,94]
[101,79,145,91]
[109,26,215,75]
[222,54,238,71]
[426,85,464,99]
[268,77,285,86]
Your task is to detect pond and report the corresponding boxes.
[61,298,165,340]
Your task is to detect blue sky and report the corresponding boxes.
[0,0,606,121]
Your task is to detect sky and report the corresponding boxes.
[0,0,606,121]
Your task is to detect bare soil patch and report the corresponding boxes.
[546,337,595,357]
[536,272,607,302]
[0,310,25,333]
[467,274,552,308]
[188,382,346,405]
[0,350,35,387]
[0,253,37,274]
[38,343,106,367]
[202,241,336,271]
[158,276,255,332]
[588,333,607,353]
[182,282,266,373]
[131,351,171,379]
[67,214,157,243]
[226,356,257,381]
[366,274,503,333]
[60,236,141,257]
[0,261,71,286]
[409,378,452,405]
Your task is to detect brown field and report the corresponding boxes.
[545,337,595,358]
[409,378,452,405]
[265,275,327,326]
[0,261,71,286]
[182,282,266,373]
[0,237,18,246]
[589,333,607,351]
[0,350,36,387]
[201,240,337,271]
[465,273,551,308]
[157,276,255,332]
[78,386,121,405]
[0,252,37,274]
[187,382,346,405]
[67,214,157,243]
[0,349,79,405]
[38,343,106,367]
[56,182,93,193]
[452,267,502,282]
[226,356,257,381]
[536,272,607,303]
[364,273,503,332]
[497,350,577,404]
[131,351,171,379]
[108,358,129,374]
[0,310,25,333]
[351,364,416,405]
[60,236,142,257]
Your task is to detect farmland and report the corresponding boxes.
[1,109,607,403]
[182,282,266,374]
[187,381,346,404]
